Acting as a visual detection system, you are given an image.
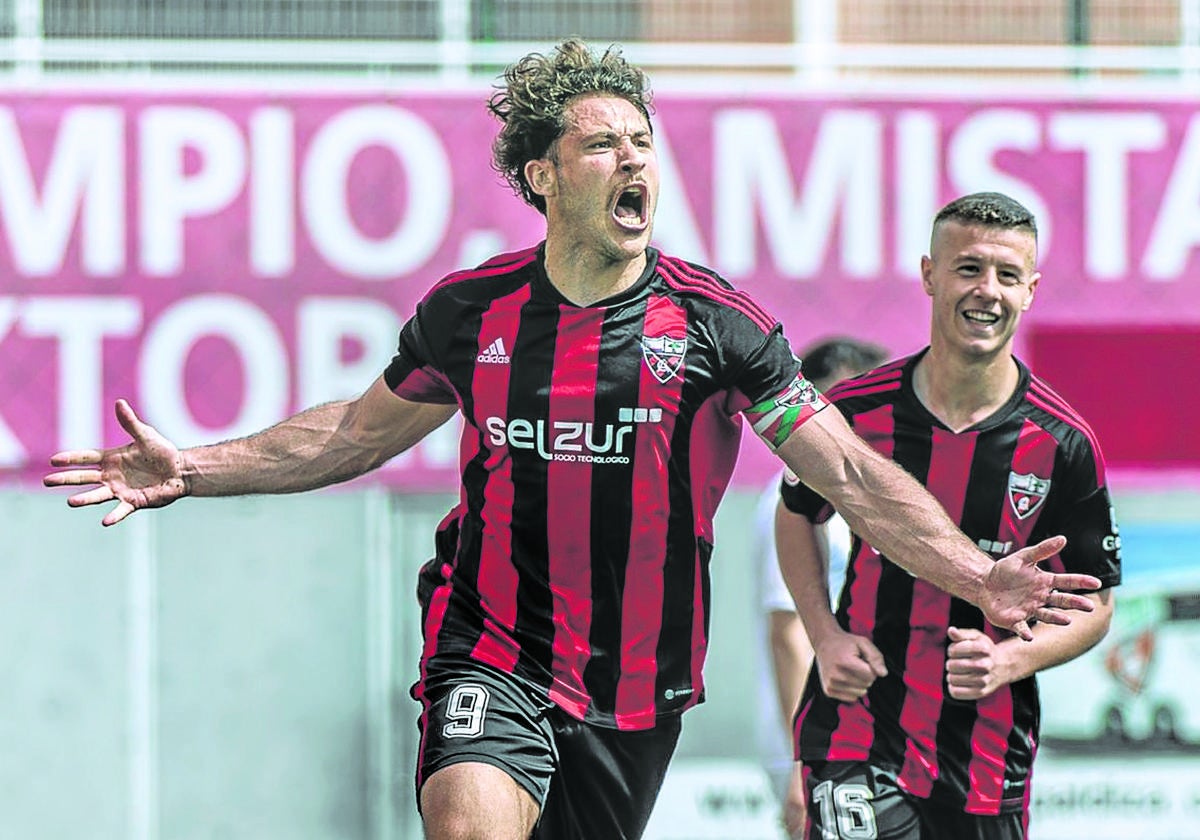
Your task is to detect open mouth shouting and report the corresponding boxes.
[612,183,649,232]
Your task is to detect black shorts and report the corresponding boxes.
[414,654,682,840]
[802,762,1026,840]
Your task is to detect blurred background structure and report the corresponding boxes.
[2,2,1199,839]
[0,0,1198,75]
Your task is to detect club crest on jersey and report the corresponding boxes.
[641,334,687,383]
[1008,471,1051,519]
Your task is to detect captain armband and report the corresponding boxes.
[746,373,828,451]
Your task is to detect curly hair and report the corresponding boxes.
[487,38,654,214]
[933,192,1038,241]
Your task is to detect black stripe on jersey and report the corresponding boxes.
[430,295,493,656]
[508,296,558,684]
[653,374,706,707]
[580,303,645,714]
[865,394,930,769]
[797,664,840,758]
[1003,678,1039,805]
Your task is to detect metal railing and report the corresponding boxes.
[2,0,1199,80]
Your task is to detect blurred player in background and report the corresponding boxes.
[777,192,1122,840]
[45,43,1102,840]
[753,336,888,830]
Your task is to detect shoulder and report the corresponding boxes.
[1022,371,1103,449]
[1021,369,1109,478]
[420,246,540,305]
[652,251,779,335]
[824,356,910,406]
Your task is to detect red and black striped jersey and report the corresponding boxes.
[781,350,1121,815]
[385,244,823,730]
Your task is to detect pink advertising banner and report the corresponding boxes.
[3,89,1199,490]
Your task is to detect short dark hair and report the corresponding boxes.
[932,192,1038,243]
[487,38,654,215]
[800,337,889,388]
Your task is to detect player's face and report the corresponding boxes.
[526,94,658,262]
[921,221,1040,361]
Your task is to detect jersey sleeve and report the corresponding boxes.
[1041,437,1122,588]
[732,325,829,450]
[383,294,458,405]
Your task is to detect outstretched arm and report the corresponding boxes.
[774,407,1100,639]
[44,375,457,526]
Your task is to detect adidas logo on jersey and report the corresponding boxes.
[476,338,510,365]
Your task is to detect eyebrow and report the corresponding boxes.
[578,129,653,142]
[952,254,1025,269]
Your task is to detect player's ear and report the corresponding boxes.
[525,158,556,199]
[1021,271,1041,311]
[920,255,935,297]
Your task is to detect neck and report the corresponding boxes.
[913,345,1020,433]
[543,236,647,307]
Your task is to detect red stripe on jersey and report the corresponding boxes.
[683,392,743,715]
[1027,379,1107,483]
[828,403,897,760]
[391,365,457,403]
[898,428,977,798]
[418,568,454,674]
[656,254,777,333]
[472,616,522,674]
[998,418,1059,569]
[964,677,1015,813]
[964,418,1058,811]
[614,294,687,728]
[544,306,605,719]
[851,402,898,462]
[467,285,532,673]
[689,394,742,541]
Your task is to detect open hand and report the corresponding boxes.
[43,399,187,526]
[983,536,1101,640]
